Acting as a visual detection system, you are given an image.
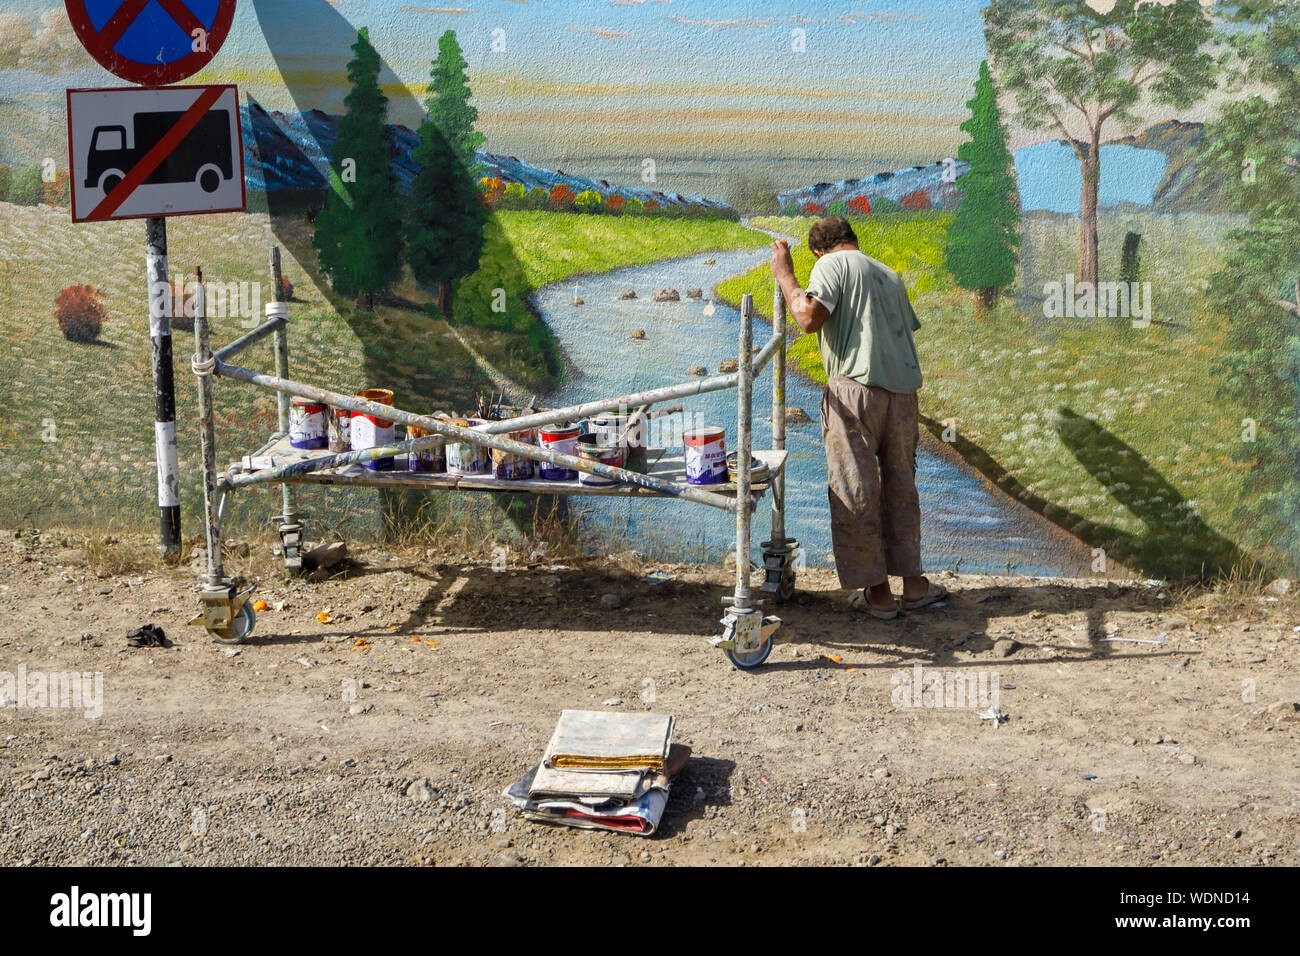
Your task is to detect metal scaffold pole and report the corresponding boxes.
[146,216,181,560]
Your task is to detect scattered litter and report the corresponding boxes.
[1155,744,1184,752]
[760,777,771,788]
[827,655,843,664]
[126,624,172,648]
[602,697,623,707]
[978,706,1008,726]
[316,611,334,624]
[251,600,268,612]
[642,572,672,584]
[1082,774,1098,781]
[1098,636,1166,645]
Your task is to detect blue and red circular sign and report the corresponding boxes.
[65,0,237,86]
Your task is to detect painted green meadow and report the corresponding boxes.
[719,211,1255,579]
[0,205,763,538]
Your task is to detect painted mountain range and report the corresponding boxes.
[777,121,1229,217]
[241,101,734,214]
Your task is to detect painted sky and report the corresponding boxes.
[0,1,1232,198]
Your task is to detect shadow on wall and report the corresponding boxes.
[249,0,543,538]
[922,409,1258,582]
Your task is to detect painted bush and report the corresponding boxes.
[548,183,575,211]
[606,194,626,214]
[900,189,931,211]
[573,189,603,213]
[55,285,107,343]
[848,196,871,216]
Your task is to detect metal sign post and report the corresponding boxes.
[66,0,241,559]
[147,217,181,558]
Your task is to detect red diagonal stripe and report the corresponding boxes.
[98,0,151,50]
[154,0,206,38]
[87,86,226,222]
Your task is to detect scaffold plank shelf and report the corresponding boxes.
[233,435,787,498]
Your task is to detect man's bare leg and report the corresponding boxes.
[866,576,929,609]
[901,575,931,602]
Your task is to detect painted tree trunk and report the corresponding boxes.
[1078,143,1101,293]
[438,280,454,320]
[976,287,999,308]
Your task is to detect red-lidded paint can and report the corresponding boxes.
[683,426,727,484]
[290,398,327,449]
[351,389,395,470]
[538,423,581,480]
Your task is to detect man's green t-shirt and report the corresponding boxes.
[804,249,923,394]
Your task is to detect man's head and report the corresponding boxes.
[807,216,859,257]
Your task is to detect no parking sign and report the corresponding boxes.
[65,0,238,85]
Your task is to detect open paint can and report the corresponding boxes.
[584,411,648,472]
[408,418,447,473]
[446,419,491,476]
[289,398,328,449]
[577,435,625,486]
[352,388,395,470]
[327,406,351,453]
[490,424,536,480]
[683,426,727,484]
[538,423,581,480]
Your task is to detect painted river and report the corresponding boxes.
[532,243,1085,576]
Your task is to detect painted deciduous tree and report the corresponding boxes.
[406,30,487,320]
[984,0,1216,290]
[1199,1,1300,573]
[945,60,1020,307]
[312,27,404,311]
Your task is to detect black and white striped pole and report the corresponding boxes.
[146,215,181,560]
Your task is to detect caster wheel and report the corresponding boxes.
[209,603,255,645]
[726,636,773,670]
[774,566,796,604]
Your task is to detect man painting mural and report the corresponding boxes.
[768,216,947,619]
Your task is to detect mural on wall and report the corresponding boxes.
[0,0,1294,582]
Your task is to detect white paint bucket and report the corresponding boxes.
[538,423,582,480]
[683,426,727,485]
[351,388,395,471]
[289,398,327,450]
[446,419,491,476]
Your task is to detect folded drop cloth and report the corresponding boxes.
[543,709,674,772]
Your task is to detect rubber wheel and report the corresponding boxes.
[726,635,773,670]
[209,603,255,645]
[774,566,796,604]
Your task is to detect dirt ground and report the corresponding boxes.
[1,525,1297,867]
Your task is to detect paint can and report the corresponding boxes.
[446,419,491,476]
[490,424,536,480]
[351,388,395,470]
[726,451,770,484]
[327,406,351,453]
[584,411,648,472]
[289,398,328,450]
[538,422,582,480]
[683,426,727,484]
[577,435,626,486]
[408,416,448,473]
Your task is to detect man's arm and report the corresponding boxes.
[768,241,831,334]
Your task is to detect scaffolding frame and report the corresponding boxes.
[189,257,797,669]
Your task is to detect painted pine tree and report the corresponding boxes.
[312,27,404,312]
[944,60,1020,308]
[405,30,487,321]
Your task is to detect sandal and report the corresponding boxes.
[847,590,899,620]
[901,581,949,611]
